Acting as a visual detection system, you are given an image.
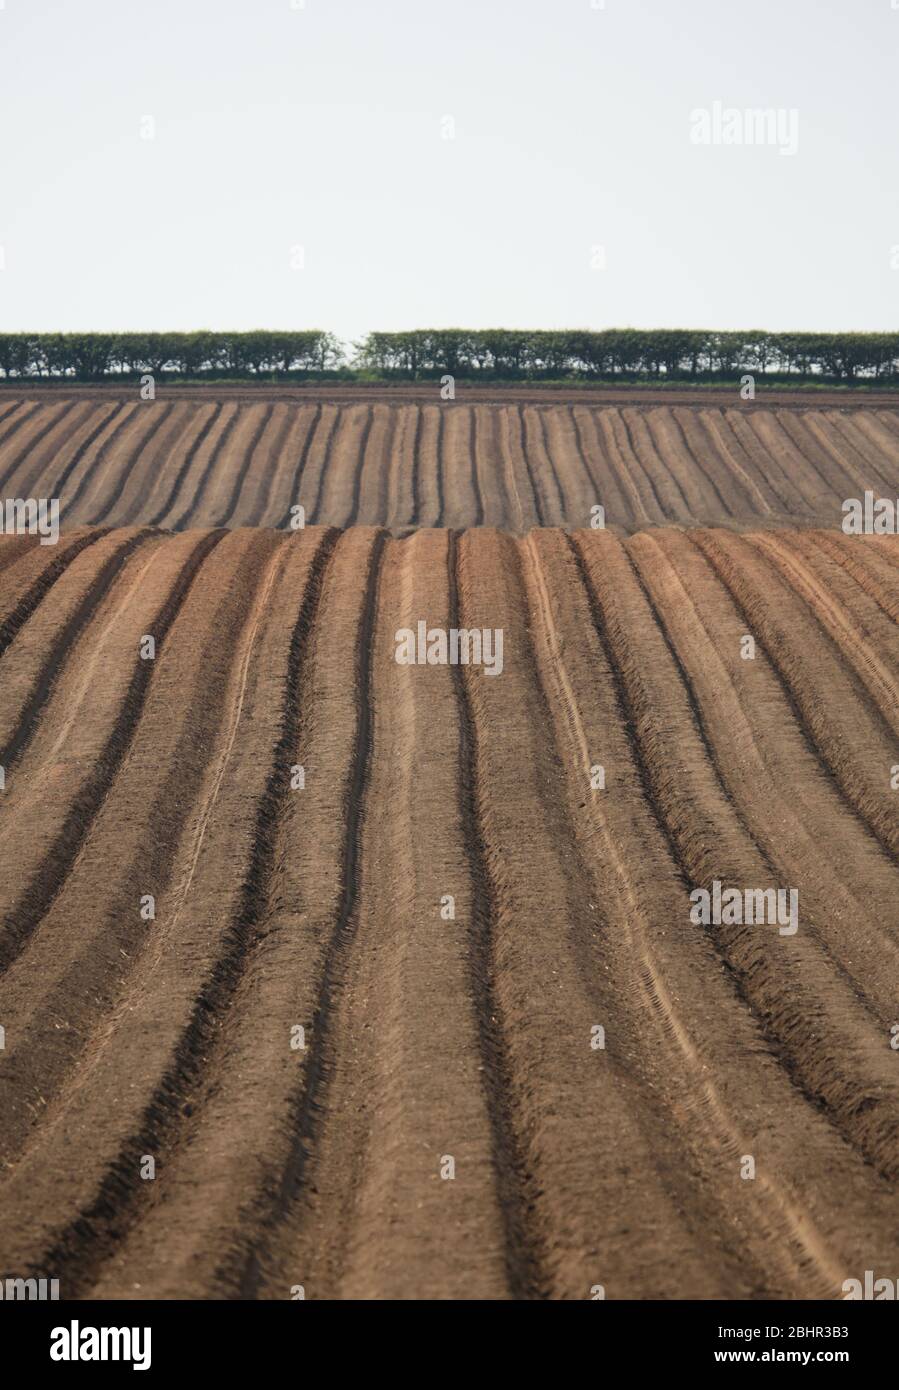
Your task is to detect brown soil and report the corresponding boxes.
[0,522,896,1299]
[0,388,897,1299]
[0,392,897,532]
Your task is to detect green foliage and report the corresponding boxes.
[0,332,341,379]
[352,329,899,382]
[2,330,898,383]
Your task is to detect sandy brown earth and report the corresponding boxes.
[0,520,897,1299]
[0,388,897,1300]
[0,391,898,532]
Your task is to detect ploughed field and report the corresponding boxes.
[0,390,898,1300]
[1,524,898,1298]
[1,390,899,531]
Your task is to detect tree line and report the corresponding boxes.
[0,332,342,380]
[1,328,898,382]
[353,330,899,381]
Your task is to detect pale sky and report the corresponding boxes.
[0,0,896,351]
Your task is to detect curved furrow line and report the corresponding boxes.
[0,399,26,429]
[799,411,895,498]
[0,531,292,1172]
[668,407,748,515]
[85,405,177,526]
[45,403,125,501]
[406,406,438,527]
[352,404,392,526]
[482,406,517,529]
[437,407,476,529]
[139,403,223,528]
[564,405,607,524]
[166,404,242,529]
[813,535,899,622]
[344,405,375,527]
[305,407,340,525]
[472,408,500,528]
[238,405,297,528]
[769,410,852,501]
[748,532,899,739]
[351,406,385,529]
[575,406,643,527]
[445,529,547,1296]
[0,399,83,494]
[621,408,693,522]
[841,411,899,492]
[539,408,580,528]
[0,528,380,1289]
[0,529,224,977]
[868,408,899,446]
[627,528,899,1065]
[409,404,423,524]
[4,401,101,500]
[0,401,66,487]
[791,529,899,633]
[275,403,322,529]
[98,405,197,529]
[306,530,509,1296]
[569,528,899,1201]
[382,403,410,530]
[186,405,267,528]
[772,411,864,499]
[377,404,401,527]
[529,531,872,1295]
[448,528,723,1297]
[0,530,109,659]
[0,402,39,455]
[517,532,766,1295]
[232,404,292,528]
[692,529,899,861]
[469,407,485,526]
[234,529,385,1296]
[446,529,756,1297]
[495,407,526,532]
[620,408,697,521]
[0,530,341,1289]
[598,409,665,523]
[0,528,336,1278]
[794,405,883,500]
[515,405,545,526]
[434,405,446,527]
[622,408,691,522]
[746,411,842,510]
[847,407,899,489]
[91,530,508,1299]
[514,411,547,525]
[104,531,508,1298]
[534,409,569,526]
[694,409,779,516]
[0,531,152,771]
[208,403,276,528]
[60,405,142,521]
[721,410,807,516]
[827,412,899,494]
